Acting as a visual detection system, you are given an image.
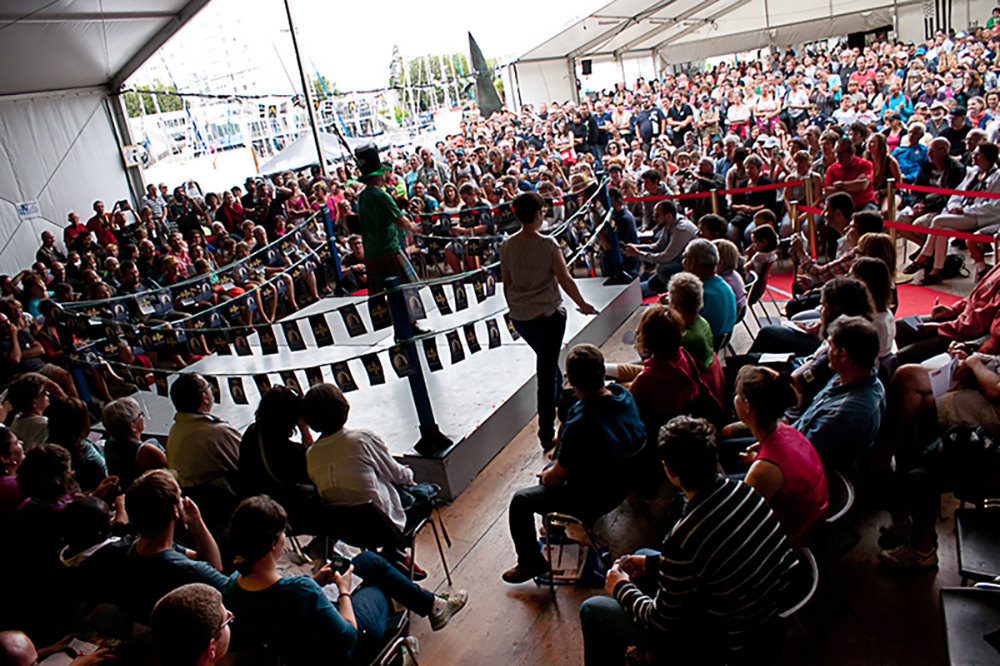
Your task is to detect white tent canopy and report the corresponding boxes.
[510,0,996,106]
[0,0,211,274]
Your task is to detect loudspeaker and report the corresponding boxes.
[582,59,593,75]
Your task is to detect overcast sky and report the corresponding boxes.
[150,0,608,95]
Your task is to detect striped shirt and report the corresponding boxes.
[614,476,799,653]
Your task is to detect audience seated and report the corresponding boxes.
[123,469,227,624]
[677,239,737,339]
[165,373,241,518]
[46,397,108,493]
[579,416,800,666]
[0,630,111,666]
[223,495,467,664]
[792,316,886,469]
[101,397,168,491]
[713,239,747,309]
[8,373,50,451]
[667,271,728,407]
[730,366,829,547]
[622,199,697,297]
[503,344,645,584]
[150,583,231,666]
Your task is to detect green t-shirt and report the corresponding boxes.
[358,186,404,258]
[681,316,714,370]
[988,16,998,28]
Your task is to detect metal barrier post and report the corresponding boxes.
[804,176,817,259]
[887,179,897,245]
[385,276,453,455]
[710,189,719,215]
[789,200,799,281]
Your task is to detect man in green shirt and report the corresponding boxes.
[355,144,419,293]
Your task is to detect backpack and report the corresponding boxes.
[938,253,971,281]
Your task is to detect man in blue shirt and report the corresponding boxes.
[629,97,667,155]
[680,239,736,338]
[503,344,645,584]
[891,122,929,181]
[794,316,886,469]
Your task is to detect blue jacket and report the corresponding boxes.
[891,143,928,182]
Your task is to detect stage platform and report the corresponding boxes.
[127,278,641,499]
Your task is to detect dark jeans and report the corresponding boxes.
[513,311,567,442]
[641,259,683,297]
[748,325,822,357]
[395,481,438,534]
[508,483,613,568]
[350,551,435,659]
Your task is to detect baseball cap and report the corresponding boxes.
[953,106,968,116]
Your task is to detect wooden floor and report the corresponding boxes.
[406,278,966,666]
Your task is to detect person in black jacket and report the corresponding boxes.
[894,137,966,245]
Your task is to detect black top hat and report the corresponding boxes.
[355,144,391,180]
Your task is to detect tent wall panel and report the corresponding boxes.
[512,60,578,108]
[0,90,131,273]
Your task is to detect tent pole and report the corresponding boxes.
[283,0,327,176]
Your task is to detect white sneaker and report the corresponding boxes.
[401,636,419,666]
[429,589,469,631]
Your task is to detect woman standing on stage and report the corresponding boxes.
[500,192,596,451]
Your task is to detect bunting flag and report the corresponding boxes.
[282,320,307,351]
[279,371,303,393]
[205,375,221,404]
[446,330,465,364]
[253,374,272,396]
[209,331,231,355]
[229,377,249,405]
[472,273,486,303]
[389,344,416,378]
[487,319,501,349]
[485,270,497,297]
[430,284,452,315]
[257,325,279,355]
[361,353,386,386]
[132,368,151,392]
[305,365,324,387]
[331,361,358,392]
[309,314,334,347]
[504,314,520,340]
[341,304,368,337]
[156,290,174,315]
[233,333,254,356]
[423,337,443,372]
[368,295,393,330]
[453,281,469,311]
[464,323,481,353]
[188,335,209,356]
[403,287,427,321]
[154,371,169,397]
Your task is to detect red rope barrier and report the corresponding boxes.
[623,179,804,204]
[895,182,1000,200]
[883,220,995,244]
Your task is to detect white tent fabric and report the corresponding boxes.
[511,0,996,106]
[0,0,212,272]
[258,132,394,176]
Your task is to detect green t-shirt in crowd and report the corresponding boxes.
[681,315,714,370]
[358,186,403,258]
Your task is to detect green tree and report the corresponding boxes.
[309,74,338,101]
[122,80,185,118]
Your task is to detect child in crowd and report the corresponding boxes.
[746,214,779,276]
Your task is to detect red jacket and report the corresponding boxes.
[940,264,1000,353]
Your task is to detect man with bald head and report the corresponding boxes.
[0,631,110,665]
[35,231,66,268]
[894,136,966,244]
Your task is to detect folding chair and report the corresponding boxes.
[940,587,1000,666]
[323,501,453,585]
[779,547,819,619]
[956,501,1000,586]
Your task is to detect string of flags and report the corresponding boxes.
[83,305,520,406]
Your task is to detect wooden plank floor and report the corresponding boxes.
[406,280,963,666]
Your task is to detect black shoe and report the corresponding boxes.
[903,259,929,275]
[951,238,967,250]
[920,272,944,285]
[908,249,924,262]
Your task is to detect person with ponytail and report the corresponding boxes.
[223,495,468,664]
[732,366,829,547]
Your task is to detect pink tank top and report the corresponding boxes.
[757,422,829,547]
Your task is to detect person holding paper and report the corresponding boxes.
[872,343,1000,569]
[223,495,467,664]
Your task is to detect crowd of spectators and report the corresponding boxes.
[5,16,1000,666]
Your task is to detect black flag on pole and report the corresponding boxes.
[469,32,503,119]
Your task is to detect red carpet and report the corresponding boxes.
[642,270,962,317]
